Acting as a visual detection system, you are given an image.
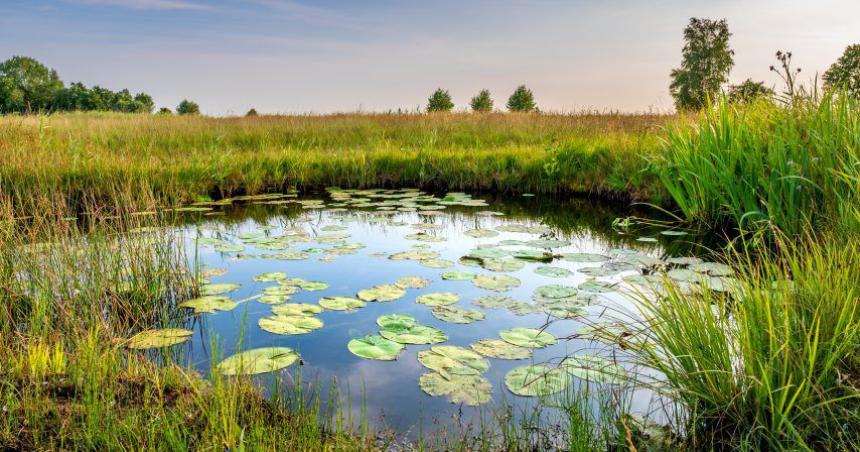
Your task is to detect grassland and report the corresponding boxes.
[2,98,860,450]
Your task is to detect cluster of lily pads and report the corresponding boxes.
[126,188,739,408]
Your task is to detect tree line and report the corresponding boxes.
[425,85,537,113]
[0,56,199,115]
[669,18,859,110]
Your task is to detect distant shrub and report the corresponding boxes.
[176,100,200,115]
[727,79,774,104]
[157,107,172,115]
[506,85,536,112]
[246,108,258,117]
[823,44,860,99]
[426,88,454,112]
[470,89,493,112]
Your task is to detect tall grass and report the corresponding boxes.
[634,235,860,450]
[656,95,860,239]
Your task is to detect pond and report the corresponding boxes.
[151,189,725,434]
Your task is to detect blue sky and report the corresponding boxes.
[2,0,858,114]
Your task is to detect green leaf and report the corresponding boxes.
[380,324,448,344]
[357,284,406,302]
[217,347,299,375]
[416,292,460,306]
[179,296,237,314]
[128,328,192,349]
[318,296,365,311]
[347,335,405,360]
[504,365,571,397]
[419,372,492,406]
[471,339,533,360]
[258,314,324,335]
[473,274,521,292]
[431,305,485,324]
[500,327,557,348]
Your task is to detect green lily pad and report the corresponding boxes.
[128,328,192,349]
[272,303,324,316]
[473,274,521,292]
[541,297,590,318]
[380,324,448,344]
[558,253,609,263]
[404,233,446,243]
[214,244,245,253]
[389,250,440,261]
[464,229,499,238]
[561,355,624,383]
[281,278,329,291]
[526,239,571,249]
[667,268,696,282]
[200,283,241,296]
[465,247,510,259]
[441,271,477,281]
[417,345,490,377]
[357,284,406,302]
[470,339,533,359]
[504,365,571,397]
[416,292,460,306]
[532,285,577,303]
[259,294,292,304]
[199,268,226,278]
[263,285,300,296]
[577,280,615,293]
[394,276,432,289]
[511,249,553,262]
[419,372,492,406]
[253,272,288,282]
[473,295,515,309]
[179,296,238,314]
[480,258,525,272]
[258,314,324,335]
[272,251,310,260]
[318,296,365,311]
[347,335,405,360]
[217,347,299,375]
[507,301,544,316]
[431,305,485,324]
[534,266,574,278]
[420,259,455,269]
[690,262,733,276]
[500,327,557,348]
[667,256,703,266]
[376,314,418,329]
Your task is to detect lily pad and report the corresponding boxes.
[263,285,300,296]
[473,274,520,292]
[441,271,477,281]
[532,285,578,303]
[318,296,366,311]
[200,283,241,296]
[394,276,432,289]
[128,328,192,349]
[281,278,329,291]
[347,335,405,361]
[259,314,324,335]
[504,365,571,397]
[558,253,609,263]
[480,258,525,272]
[417,345,490,376]
[416,292,460,306]
[253,272,288,282]
[179,296,237,314]
[380,324,448,344]
[419,372,492,406]
[511,249,553,262]
[419,259,455,269]
[534,266,573,278]
[500,327,557,348]
[376,314,417,329]
[214,244,245,253]
[389,250,440,261]
[217,347,299,375]
[577,280,615,293]
[431,305,485,324]
[561,355,624,383]
[259,294,292,305]
[470,339,533,359]
[272,303,324,316]
[690,262,732,276]
[473,295,515,309]
[357,284,406,302]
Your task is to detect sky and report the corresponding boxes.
[1,0,858,115]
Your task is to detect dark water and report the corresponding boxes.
[169,190,714,434]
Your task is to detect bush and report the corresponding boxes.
[426,88,454,112]
[823,44,860,99]
[176,100,200,115]
[157,107,172,115]
[246,108,258,117]
[470,89,493,112]
[506,85,536,112]
[727,79,773,104]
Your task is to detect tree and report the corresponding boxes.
[157,107,172,115]
[176,99,200,115]
[506,85,536,112]
[727,79,774,104]
[470,89,493,112]
[823,44,860,99]
[246,108,258,117]
[133,93,155,113]
[669,18,734,111]
[426,88,454,112]
[0,56,64,113]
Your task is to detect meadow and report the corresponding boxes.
[1,96,860,451]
